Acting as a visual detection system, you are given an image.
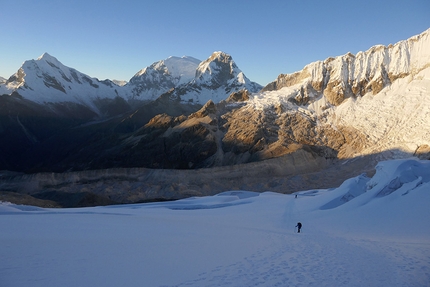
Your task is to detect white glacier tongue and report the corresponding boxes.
[332,67,430,156]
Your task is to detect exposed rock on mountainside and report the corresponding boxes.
[263,29,430,106]
[414,144,430,159]
[226,89,250,102]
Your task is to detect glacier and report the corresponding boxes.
[1,158,429,286]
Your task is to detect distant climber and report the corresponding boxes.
[295,222,302,233]
[295,194,297,198]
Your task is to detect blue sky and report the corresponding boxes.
[1,0,429,86]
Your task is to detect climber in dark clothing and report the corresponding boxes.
[296,222,302,233]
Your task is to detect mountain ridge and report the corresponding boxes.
[262,28,430,106]
[0,51,262,115]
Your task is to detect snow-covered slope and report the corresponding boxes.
[0,53,123,113]
[126,56,201,100]
[112,79,127,86]
[1,158,429,286]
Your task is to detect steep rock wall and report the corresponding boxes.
[263,29,430,106]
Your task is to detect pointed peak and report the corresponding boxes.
[207,51,232,62]
[37,52,60,63]
[212,51,229,57]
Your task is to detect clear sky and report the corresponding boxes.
[1,0,429,86]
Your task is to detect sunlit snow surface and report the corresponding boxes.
[1,159,429,287]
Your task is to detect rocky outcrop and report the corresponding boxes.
[414,144,430,159]
[226,89,250,103]
[188,100,217,119]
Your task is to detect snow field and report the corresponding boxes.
[1,159,430,287]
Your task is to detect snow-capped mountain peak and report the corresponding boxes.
[168,51,262,104]
[126,51,262,103]
[37,52,61,63]
[195,51,240,85]
[126,55,201,100]
[0,51,263,112]
[0,52,123,115]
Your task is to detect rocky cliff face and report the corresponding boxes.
[263,28,430,106]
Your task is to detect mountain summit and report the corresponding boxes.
[166,51,262,104]
[0,52,122,114]
[196,52,261,92]
[127,56,201,101]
